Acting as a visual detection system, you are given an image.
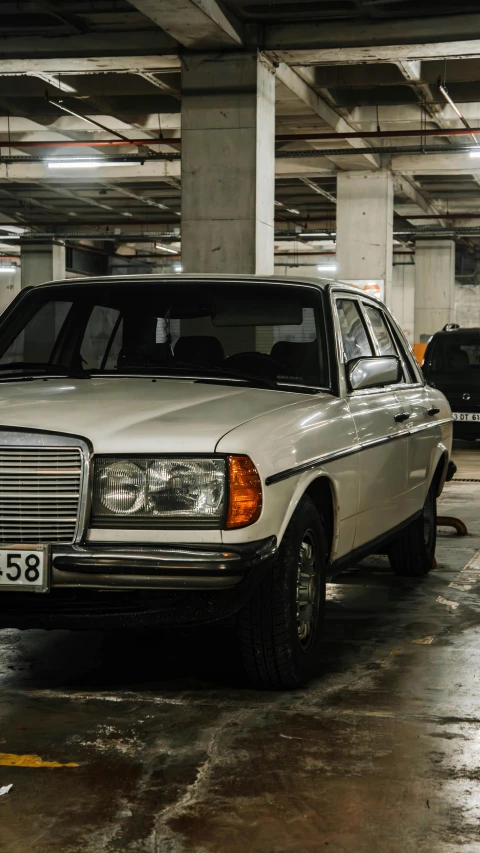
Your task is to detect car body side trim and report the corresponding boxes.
[408,417,452,435]
[265,418,452,486]
[328,509,423,577]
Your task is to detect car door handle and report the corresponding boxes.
[428,407,440,416]
[394,412,411,423]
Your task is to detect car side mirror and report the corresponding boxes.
[347,356,401,391]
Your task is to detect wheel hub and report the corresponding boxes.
[296,532,317,647]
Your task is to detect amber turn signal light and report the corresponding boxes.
[225,455,262,529]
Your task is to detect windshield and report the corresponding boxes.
[425,336,480,374]
[0,280,329,391]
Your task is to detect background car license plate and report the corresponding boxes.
[0,545,49,592]
[453,413,480,422]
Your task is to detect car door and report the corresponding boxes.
[363,302,439,518]
[335,296,409,550]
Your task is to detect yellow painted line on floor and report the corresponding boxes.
[0,752,78,768]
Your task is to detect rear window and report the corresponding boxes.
[425,336,480,373]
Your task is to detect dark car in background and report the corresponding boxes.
[423,326,480,440]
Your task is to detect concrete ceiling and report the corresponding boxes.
[2,1,480,269]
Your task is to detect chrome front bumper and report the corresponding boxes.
[50,537,278,590]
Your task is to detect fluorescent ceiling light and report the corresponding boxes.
[470,151,480,158]
[286,208,301,215]
[174,265,183,273]
[0,266,17,273]
[156,243,177,254]
[317,264,337,272]
[47,159,135,169]
[300,231,335,238]
[0,225,28,234]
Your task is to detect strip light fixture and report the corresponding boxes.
[47,159,137,169]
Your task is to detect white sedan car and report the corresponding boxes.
[0,275,452,688]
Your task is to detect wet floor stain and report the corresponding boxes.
[0,446,480,852]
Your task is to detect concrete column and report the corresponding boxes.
[0,264,20,314]
[181,51,275,274]
[336,171,394,306]
[21,240,65,288]
[392,263,415,344]
[414,239,455,360]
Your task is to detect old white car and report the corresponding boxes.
[0,275,452,688]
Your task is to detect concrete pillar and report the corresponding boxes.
[414,239,455,360]
[392,262,415,344]
[0,264,20,314]
[21,240,65,288]
[181,51,275,274]
[336,171,394,306]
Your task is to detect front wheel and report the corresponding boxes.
[237,496,327,690]
[388,484,437,577]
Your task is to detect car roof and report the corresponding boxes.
[30,273,362,297]
[430,328,480,340]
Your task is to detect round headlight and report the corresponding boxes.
[99,461,146,515]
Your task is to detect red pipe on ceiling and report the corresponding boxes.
[5,126,480,148]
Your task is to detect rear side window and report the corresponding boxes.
[364,305,397,356]
[426,337,480,372]
[336,299,372,361]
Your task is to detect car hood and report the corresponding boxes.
[0,376,307,453]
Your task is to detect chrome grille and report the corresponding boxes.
[0,447,82,543]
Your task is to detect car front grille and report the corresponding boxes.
[0,447,83,544]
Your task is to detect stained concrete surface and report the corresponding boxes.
[0,445,480,852]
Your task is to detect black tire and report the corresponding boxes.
[388,484,437,577]
[237,495,327,690]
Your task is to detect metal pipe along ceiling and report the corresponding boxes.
[2,143,478,166]
[6,126,480,149]
[5,227,480,241]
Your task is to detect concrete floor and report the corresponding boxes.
[1,445,480,852]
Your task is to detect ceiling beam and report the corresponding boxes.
[392,152,480,174]
[0,161,181,183]
[0,116,181,136]
[393,174,447,228]
[276,64,380,169]
[266,15,480,65]
[395,61,444,121]
[299,177,337,204]
[0,54,179,76]
[127,0,243,49]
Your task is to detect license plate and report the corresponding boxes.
[453,412,480,422]
[0,545,49,593]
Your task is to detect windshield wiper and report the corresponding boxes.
[0,362,67,371]
[0,362,90,379]
[155,362,279,390]
[94,363,277,389]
